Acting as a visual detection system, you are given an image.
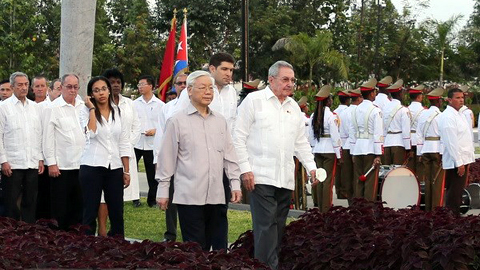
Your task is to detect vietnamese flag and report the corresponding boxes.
[158,14,177,101]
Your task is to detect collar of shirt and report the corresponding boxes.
[139,94,160,104]
[264,86,293,106]
[186,102,215,117]
[56,95,85,108]
[390,99,401,106]
[8,94,28,106]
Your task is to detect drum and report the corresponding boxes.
[379,167,420,209]
[466,183,480,209]
[460,189,471,215]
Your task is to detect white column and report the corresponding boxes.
[59,0,96,98]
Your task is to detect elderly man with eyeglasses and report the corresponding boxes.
[133,75,165,208]
[233,61,317,269]
[43,74,86,230]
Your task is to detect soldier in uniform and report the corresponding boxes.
[416,87,445,211]
[459,85,474,144]
[333,90,350,199]
[407,85,426,179]
[373,75,392,111]
[309,85,341,212]
[341,88,363,203]
[383,79,411,165]
[349,78,384,201]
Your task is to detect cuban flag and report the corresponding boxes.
[173,16,188,82]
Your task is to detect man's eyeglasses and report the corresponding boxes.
[92,86,109,93]
[137,83,150,87]
[63,84,79,90]
[175,81,187,86]
[276,77,297,84]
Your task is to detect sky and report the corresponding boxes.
[390,0,476,29]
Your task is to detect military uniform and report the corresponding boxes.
[333,90,350,199]
[407,85,426,179]
[349,78,384,201]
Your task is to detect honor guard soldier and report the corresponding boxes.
[408,84,426,178]
[383,79,411,165]
[309,85,341,212]
[298,96,310,138]
[333,90,350,199]
[340,88,363,203]
[349,78,383,201]
[373,75,392,111]
[416,87,445,211]
[459,85,474,143]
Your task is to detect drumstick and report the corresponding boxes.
[432,162,443,185]
[359,165,376,182]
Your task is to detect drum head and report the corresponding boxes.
[381,167,420,209]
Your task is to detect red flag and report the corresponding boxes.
[158,14,177,101]
[173,15,188,79]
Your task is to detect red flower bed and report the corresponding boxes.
[0,218,268,269]
[231,200,480,270]
[468,158,480,184]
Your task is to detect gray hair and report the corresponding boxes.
[60,73,79,85]
[186,70,214,88]
[9,72,28,86]
[50,78,61,89]
[268,61,293,77]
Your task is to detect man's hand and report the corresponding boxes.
[458,165,465,177]
[123,173,131,188]
[145,129,156,136]
[310,169,319,186]
[1,162,12,177]
[373,157,381,167]
[48,165,61,178]
[338,157,343,165]
[157,198,169,210]
[241,172,255,191]
[38,160,44,174]
[231,190,242,203]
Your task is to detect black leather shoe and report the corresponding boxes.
[133,200,142,208]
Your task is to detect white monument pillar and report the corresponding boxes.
[59,0,96,98]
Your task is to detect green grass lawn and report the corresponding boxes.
[123,198,295,243]
[476,147,480,155]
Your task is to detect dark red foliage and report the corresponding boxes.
[0,217,268,269]
[231,199,480,270]
[468,158,480,184]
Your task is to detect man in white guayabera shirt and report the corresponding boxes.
[233,61,317,270]
[43,74,86,230]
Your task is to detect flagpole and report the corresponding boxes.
[157,9,177,101]
[239,0,250,104]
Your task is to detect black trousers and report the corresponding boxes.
[36,165,51,220]
[2,169,38,223]
[134,148,156,206]
[79,165,124,236]
[250,184,291,270]
[164,176,178,241]
[50,169,82,230]
[177,203,228,251]
[445,167,468,215]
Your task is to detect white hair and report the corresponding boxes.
[186,70,214,87]
[268,61,293,77]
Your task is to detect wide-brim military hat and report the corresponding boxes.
[338,90,350,97]
[360,78,377,91]
[408,84,425,94]
[377,76,392,87]
[298,96,308,107]
[315,85,332,101]
[427,87,444,100]
[243,79,260,90]
[348,88,362,97]
[460,85,470,93]
[387,79,404,93]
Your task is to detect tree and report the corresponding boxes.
[272,30,348,90]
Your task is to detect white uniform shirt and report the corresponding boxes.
[210,84,237,135]
[349,100,383,156]
[416,106,442,155]
[303,113,310,140]
[339,105,356,150]
[0,95,43,169]
[308,108,342,158]
[373,93,390,112]
[79,107,130,169]
[408,101,426,146]
[333,104,348,115]
[460,105,474,143]
[133,95,164,150]
[233,87,316,190]
[383,99,411,149]
[438,105,475,169]
[43,96,86,170]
